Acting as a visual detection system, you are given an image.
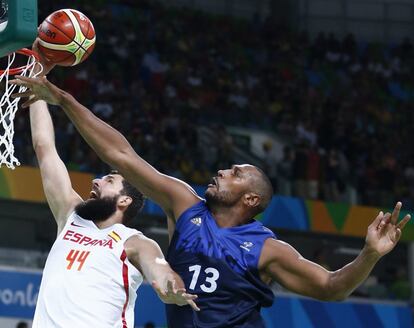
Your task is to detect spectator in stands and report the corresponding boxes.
[276,146,294,196]
[324,149,342,202]
[262,141,278,190]
[292,141,308,198]
[306,145,321,200]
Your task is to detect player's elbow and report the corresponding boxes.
[101,145,131,168]
[313,288,346,302]
[32,140,54,158]
[323,291,347,302]
[333,294,347,301]
[319,280,348,301]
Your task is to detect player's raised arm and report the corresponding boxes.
[11,76,201,221]
[124,234,200,311]
[29,97,82,233]
[26,46,82,233]
[260,202,411,301]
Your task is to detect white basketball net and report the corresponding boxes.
[0,52,41,169]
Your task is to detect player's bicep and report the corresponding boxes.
[261,239,331,300]
[114,151,201,219]
[37,148,82,226]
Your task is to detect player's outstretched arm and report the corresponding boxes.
[29,99,82,233]
[124,235,200,311]
[259,202,410,301]
[11,76,201,221]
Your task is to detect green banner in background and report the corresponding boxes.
[260,196,414,241]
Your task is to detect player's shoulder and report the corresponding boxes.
[239,220,276,241]
[176,200,208,222]
[123,232,160,260]
[260,238,294,265]
[62,211,91,230]
[111,223,143,242]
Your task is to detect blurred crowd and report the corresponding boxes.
[11,0,414,209]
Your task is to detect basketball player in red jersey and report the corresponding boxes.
[16,47,199,328]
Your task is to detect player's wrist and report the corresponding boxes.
[47,81,67,107]
[361,244,381,261]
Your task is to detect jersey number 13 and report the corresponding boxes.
[188,265,219,293]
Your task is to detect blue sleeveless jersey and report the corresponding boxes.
[166,201,276,328]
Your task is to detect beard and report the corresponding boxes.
[75,196,118,223]
[205,189,239,208]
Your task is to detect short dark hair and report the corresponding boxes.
[111,170,145,224]
[253,166,274,214]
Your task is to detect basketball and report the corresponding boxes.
[37,9,96,66]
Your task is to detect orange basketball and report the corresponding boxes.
[38,9,96,66]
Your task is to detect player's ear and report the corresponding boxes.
[244,193,260,208]
[118,195,132,209]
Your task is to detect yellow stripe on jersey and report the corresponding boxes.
[108,231,121,242]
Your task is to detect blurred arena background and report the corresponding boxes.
[1,0,414,327]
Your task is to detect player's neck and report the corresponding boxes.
[209,205,250,228]
[94,214,123,229]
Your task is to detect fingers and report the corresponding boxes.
[181,291,197,300]
[9,80,38,108]
[11,91,34,99]
[10,75,48,87]
[372,211,384,228]
[391,202,402,224]
[186,299,200,312]
[176,290,199,311]
[9,77,35,91]
[160,279,200,311]
[8,79,30,87]
[397,214,411,230]
[12,75,34,83]
[377,212,391,231]
[21,96,40,108]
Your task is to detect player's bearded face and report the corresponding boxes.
[74,195,118,223]
[205,178,241,207]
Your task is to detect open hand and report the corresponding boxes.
[365,202,410,257]
[152,279,200,312]
[9,75,61,108]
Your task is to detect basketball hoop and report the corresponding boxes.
[0,48,42,169]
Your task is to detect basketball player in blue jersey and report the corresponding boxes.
[13,65,411,327]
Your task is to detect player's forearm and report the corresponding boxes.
[139,253,184,292]
[327,246,380,300]
[148,261,177,286]
[30,100,56,154]
[56,89,132,166]
[55,86,178,210]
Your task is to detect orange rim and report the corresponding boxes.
[0,48,40,75]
